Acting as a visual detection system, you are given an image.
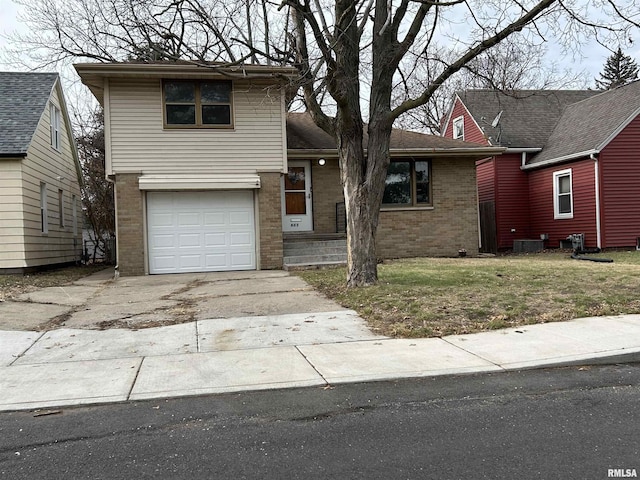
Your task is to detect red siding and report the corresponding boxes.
[476,158,495,203]
[443,98,489,145]
[528,159,598,248]
[494,153,531,249]
[599,115,640,248]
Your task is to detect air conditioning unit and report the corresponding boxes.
[566,233,585,252]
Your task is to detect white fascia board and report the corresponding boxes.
[521,149,599,170]
[138,174,261,190]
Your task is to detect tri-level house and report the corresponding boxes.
[443,82,640,253]
[75,61,502,276]
[0,72,83,273]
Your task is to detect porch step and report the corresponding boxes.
[283,237,347,269]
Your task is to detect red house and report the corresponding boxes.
[442,82,640,252]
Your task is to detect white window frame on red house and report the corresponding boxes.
[553,168,573,219]
[453,116,464,140]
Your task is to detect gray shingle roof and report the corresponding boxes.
[287,112,492,152]
[457,89,599,148]
[530,80,640,165]
[0,72,59,157]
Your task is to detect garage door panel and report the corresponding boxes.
[204,212,225,226]
[230,253,253,268]
[205,233,226,247]
[230,232,252,246]
[178,234,203,248]
[205,254,228,268]
[147,191,256,274]
[150,213,174,228]
[151,234,175,249]
[229,211,251,225]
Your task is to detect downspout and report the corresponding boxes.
[521,152,527,168]
[592,153,602,249]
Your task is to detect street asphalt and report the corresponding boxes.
[1,267,640,412]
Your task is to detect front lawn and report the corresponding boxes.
[296,251,640,338]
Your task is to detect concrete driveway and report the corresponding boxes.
[0,268,354,332]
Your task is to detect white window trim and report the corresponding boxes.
[453,116,464,140]
[40,182,48,234]
[553,168,574,220]
[50,103,61,151]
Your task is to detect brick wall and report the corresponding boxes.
[114,173,145,276]
[311,157,479,257]
[377,158,479,257]
[257,172,283,269]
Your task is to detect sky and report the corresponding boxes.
[1,0,639,117]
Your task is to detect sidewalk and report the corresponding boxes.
[2,310,640,412]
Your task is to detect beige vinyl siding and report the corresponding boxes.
[0,160,26,268]
[18,84,82,268]
[107,78,287,175]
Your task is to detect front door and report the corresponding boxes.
[282,160,313,232]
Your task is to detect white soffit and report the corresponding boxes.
[138,174,261,190]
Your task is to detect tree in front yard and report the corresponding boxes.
[5,0,639,286]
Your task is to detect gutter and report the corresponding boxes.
[521,149,599,170]
[0,153,27,159]
[287,147,506,159]
[592,153,602,249]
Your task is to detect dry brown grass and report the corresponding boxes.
[297,251,640,338]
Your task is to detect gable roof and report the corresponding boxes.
[287,112,504,157]
[0,72,59,157]
[528,80,640,167]
[455,89,599,148]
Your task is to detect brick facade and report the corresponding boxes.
[311,157,479,257]
[257,172,283,269]
[114,173,145,276]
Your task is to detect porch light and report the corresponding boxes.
[318,158,326,166]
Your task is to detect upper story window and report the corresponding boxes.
[453,116,464,140]
[553,168,573,219]
[50,104,61,150]
[163,80,233,128]
[382,160,431,207]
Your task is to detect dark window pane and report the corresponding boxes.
[559,194,571,214]
[166,104,196,124]
[383,162,411,204]
[202,105,231,125]
[164,82,195,102]
[201,82,231,103]
[415,161,430,204]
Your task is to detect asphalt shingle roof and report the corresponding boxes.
[457,89,599,148]
[530,80,640,165]
[0,72,58,157]
[287,112,489,151]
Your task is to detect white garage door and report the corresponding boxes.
[147,191,256,274]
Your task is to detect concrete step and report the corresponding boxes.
[283,238,348,269]
[284,245,347,257]
[283,240,347,256]
[284,253,348,265]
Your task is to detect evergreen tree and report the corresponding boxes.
[595,47,639,90]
